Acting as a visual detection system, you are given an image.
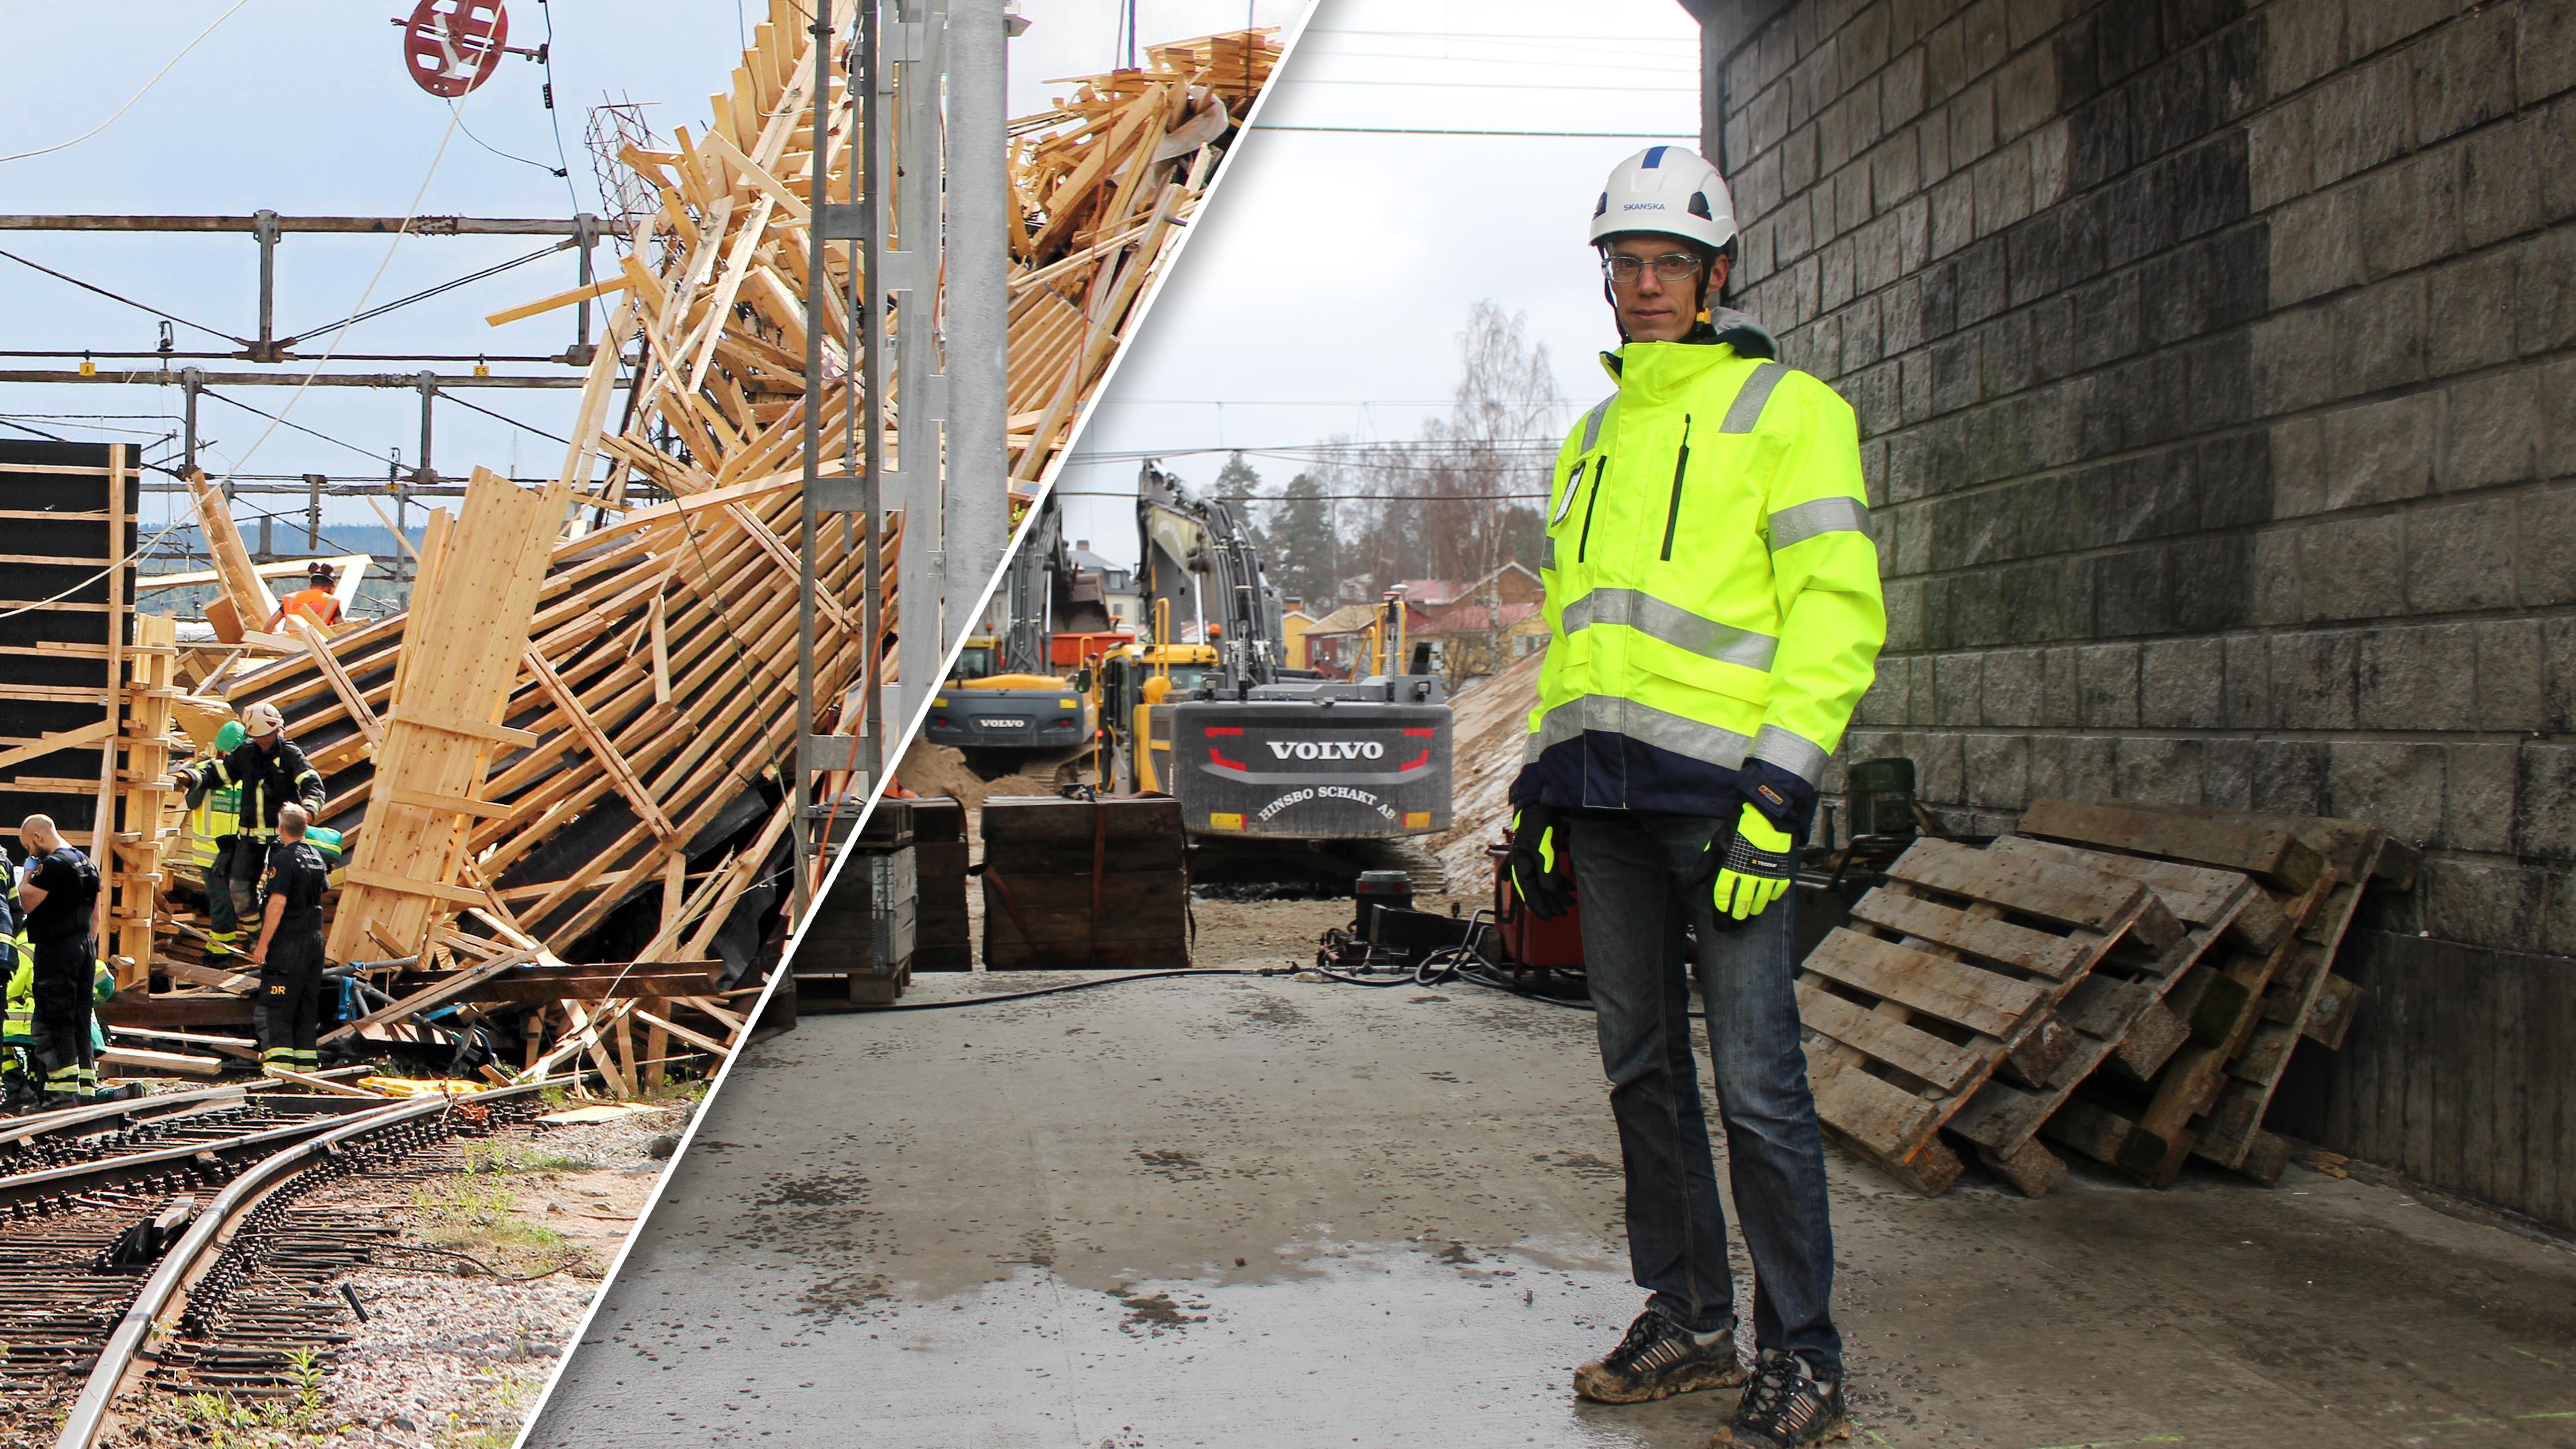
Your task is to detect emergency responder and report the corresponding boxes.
[170,701,325,944]
[1505,147,1883,1449]
[0,859,31,1107]
[187,718,250,958]
[14,815,103,1105]
[267,561,344,632]
[246,804,330,1076]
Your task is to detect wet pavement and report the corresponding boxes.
[528,963,2576,1449]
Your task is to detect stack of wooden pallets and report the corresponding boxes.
[1798,799,2413,1196]
[979,796,1188,971]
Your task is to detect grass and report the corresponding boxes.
[432,1360,548,1449]
[164,1346,329,1446]
[409,1172,585,1282]
[458,1140,597,1176]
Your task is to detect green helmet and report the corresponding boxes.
[214,720,246,754]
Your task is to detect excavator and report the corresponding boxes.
[920,495,1119,781]
[1098,461,1454,889]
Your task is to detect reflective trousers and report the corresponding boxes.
[257,930,326,1074]
[29,934,95,1102]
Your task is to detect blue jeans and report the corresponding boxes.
[1565,810,1842,1372]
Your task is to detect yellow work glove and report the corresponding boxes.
[1709,802,1793,920]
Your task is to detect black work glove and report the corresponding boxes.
[1506,803,1574,921]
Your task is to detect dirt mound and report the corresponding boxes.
[890,741,1056,844]
[1426,649,1544,890]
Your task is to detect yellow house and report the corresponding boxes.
[1281,604,1320,669]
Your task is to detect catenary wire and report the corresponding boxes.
[1252,125,1688,138]
[285,239,571,345]
[436,389,572,445]
[0,86,474,621]
[0,246,243,345]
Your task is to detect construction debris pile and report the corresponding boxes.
[0,8,1282,1097]
[1800,798,2414,1196]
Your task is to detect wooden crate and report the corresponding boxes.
[981,796,1188,970]
[1798,836,2182,1194]
[797,846,915,1006]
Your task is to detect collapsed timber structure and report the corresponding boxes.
[0,8,1281,1093]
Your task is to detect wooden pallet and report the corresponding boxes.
[1798,837,2182,1194]
[1942,835,2267,1191]
[2018,799,2402,1183]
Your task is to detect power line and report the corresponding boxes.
[0,245,241,344]
[198,388,400,468]
[438,389,571,445]
[532,0,592,219]
[1250,124,1691,138]
[448,103,572,180]
[284,238,570,345]
[1278,77,1693,92]
[1057,490,1551,502]
[0,0,259,165]
[1304,28,1692,42]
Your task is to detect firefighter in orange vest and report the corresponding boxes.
[268,562,343,632]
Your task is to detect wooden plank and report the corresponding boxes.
[339,866,494,907]
[322,947,539,1044]
[1973,1136,2066,1198]
[1988,834,2270,939]
[1886,836,2177,946]
[1846,887,2087,980]
[1795,983,1987,1092]
[1799,929,2044,1039]
[2020,797,2329,892]
[485,274,633,327]
[387,786,515,819]
[0,719,115,774]
[522,645,678,839]
[99,1045,224,1078]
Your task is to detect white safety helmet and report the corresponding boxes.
[242,701,286,738]
[1589,145,1737,253]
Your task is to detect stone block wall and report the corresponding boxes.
[1696,0,2576,1225]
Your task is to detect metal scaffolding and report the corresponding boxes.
[789,0,1012,916]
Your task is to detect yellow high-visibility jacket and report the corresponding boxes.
[1512,319,1885,819]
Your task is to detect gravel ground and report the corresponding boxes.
[107,1097,694,1449]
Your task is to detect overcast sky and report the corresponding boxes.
[0,0,1292,551]
[1054,0,1703,567]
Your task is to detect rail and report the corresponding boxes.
[46,1081,549,1449]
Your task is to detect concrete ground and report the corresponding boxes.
[529,900,2576,1449]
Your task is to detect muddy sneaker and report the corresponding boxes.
[1573,1308,1747,1403]
[1709,1349,1849,1448]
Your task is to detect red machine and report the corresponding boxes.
[1489,831,1585,968]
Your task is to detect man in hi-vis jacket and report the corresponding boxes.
[1506,146,1885,1449]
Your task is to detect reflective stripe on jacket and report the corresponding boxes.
[1513,320,1885,816]
[205,738,326,839]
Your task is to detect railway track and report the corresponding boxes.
[0,1083,551,1448]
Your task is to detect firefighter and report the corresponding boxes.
[267,561,344,632]
[187,718,250,958]
[171,701,325,949]
[246,804,330,1076]
[0,862,32,1107]
[1506,147,1884,1449]
[13,815,103,1105]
